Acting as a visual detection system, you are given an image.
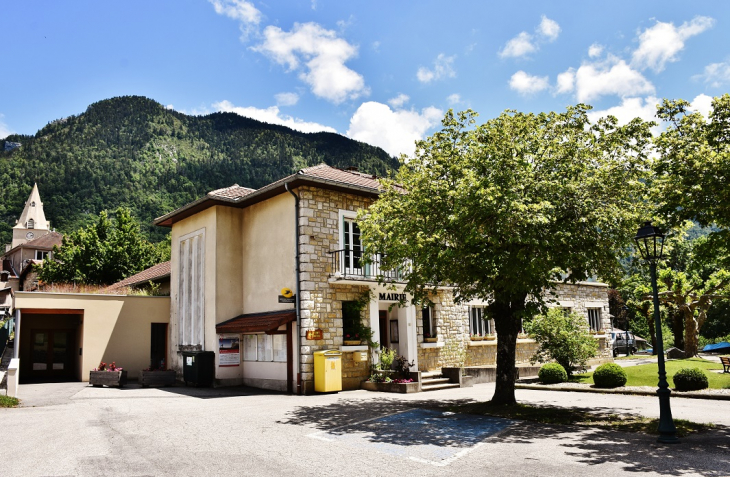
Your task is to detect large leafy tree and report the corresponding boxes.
[359,107,653,405]
[653,94,730,264]
[39,207,168,285]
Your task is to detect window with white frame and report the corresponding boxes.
[243,333,287,362]
[342,216,362,273]
[27,219,34,229]
[35,250,49,261]
[587,308,602,331]
[178,229,205,348]
[470,306,493,337]
[422,306,435,340]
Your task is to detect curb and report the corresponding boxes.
[515,383,730,401]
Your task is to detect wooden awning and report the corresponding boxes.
[216,310,296,334]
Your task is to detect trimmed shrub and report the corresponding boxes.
[593,363,627,388]
[539,363,568,384]
[673,368,708,391]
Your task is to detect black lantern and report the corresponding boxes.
[634,221,666,262]
[634,221,678,444]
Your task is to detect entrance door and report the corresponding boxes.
[31,330,76,381]
[379,311,388,348]
[150,323,168,369]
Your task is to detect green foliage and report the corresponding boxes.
[358,106,653,404]
[379,347,396,370]
[393,354,414,379]
[0,95,397,245]
[525,308,599,376]
[673,367,709,391]
[593,363,628,388]
[538,363,568,384]
[0,395,20,408]
[38,207,167,285]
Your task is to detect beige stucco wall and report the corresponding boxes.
[241,192,296,314]
[14,292,170,380]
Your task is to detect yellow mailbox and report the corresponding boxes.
[314,350,342,392]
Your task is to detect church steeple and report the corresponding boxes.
[11,184,51,248]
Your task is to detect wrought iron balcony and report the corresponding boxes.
[329,249,405,282]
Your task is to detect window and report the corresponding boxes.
[31,201,36,207]
[35,250,49,261]
[470,306,493,336]
[27,219,34,229]
[243,334,287,362]
[342,301,362,340]
[342,217,362,272]
[422,306,435,339]
[587,308,602,331]
[178,229,205,348]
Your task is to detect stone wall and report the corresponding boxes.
[297,186,374,392]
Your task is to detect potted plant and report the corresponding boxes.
[484,333,496,341]
[139,363,176,387]
[517,332,529,339]
[471,333,484,341]
[423,332,437,343]
[89,361,127,388]
[343,332,362,346]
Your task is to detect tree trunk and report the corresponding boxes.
[490,295,524,406]
[683,309,699,357]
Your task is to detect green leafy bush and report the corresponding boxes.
[525,308,598,376]
[593,363,628,388]
[538,363,568,384]
[673,368,708,391]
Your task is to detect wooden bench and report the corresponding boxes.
[721,356,730,373]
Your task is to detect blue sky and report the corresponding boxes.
[2,1,729,156]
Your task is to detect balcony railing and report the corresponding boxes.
[329,249,405,282]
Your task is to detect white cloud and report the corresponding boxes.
[573,56,654,103]
[555,68,575,95]
[447,93,462,105]
[253,22,368,104]
[632,16,714,72]
[588,43,603,58]
[0,114,12,140]
[416,53,456,83]
[690,93,713,118]
[538,16,560,41]
[275,92,299,106]
[695,62,730,88]
[499,32,536,58]
[509,71,549,96]
[213,100,337,134]
[347,102,443,157]
[387,93,409,108]
[208,0,261,24]
[587,97,660,131]
[165,104,174,110]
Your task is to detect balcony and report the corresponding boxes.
[328,249,406,282]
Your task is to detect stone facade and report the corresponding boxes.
[297,186,375,392]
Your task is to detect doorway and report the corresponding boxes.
[379,310,388,349]
[29,329,76,381]
[150,323,168,369]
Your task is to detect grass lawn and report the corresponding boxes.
[574,358,730,389]
[447,402,713,437]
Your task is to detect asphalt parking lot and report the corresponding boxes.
[3,382,730,476]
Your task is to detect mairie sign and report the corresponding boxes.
[379,293,406,301]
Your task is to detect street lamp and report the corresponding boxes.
[634,221,678,444]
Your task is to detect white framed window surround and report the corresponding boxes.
[587,308,602,331]
[178,228,205,348]
[469,306,494,336]
[338,210,362,275]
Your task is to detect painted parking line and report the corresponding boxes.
[307,409,514,467]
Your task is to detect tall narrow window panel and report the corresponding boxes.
[587,308,602,331]
[178,229,205,348]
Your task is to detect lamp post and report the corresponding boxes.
[634,221,678,444]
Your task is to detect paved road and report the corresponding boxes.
[2,382,729,476]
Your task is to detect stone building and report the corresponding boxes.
[155,164,612,394]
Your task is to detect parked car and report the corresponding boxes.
[611,330,637,357]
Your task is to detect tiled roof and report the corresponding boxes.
[216,310,296,334]
[26,231,64,249]
[297,164,383,191]
[105,261,171,291]
[208,184,257,201]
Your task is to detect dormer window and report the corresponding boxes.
[31,201,36,207]
[27,219,34,229]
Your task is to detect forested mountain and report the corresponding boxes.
[0,96,398,243]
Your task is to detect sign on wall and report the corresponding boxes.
[218,337,240,367]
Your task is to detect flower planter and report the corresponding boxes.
[343,340,362,346]
[424,337,438,343]
[89,370,128,388]
[517,334,529,339]
[484,335,497,341]
[361,381,420,393]
[471,336,484,341]
[139,370,177,387]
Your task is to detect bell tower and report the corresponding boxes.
[11,183,51,248]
